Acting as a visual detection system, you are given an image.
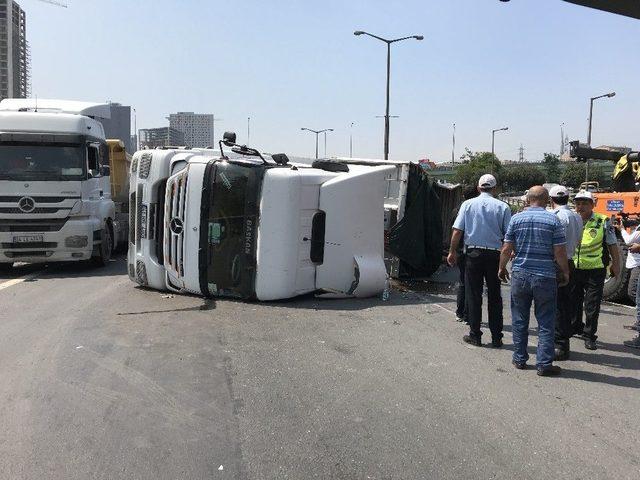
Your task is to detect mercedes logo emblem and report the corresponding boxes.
[169,217,184,235]
[18,196,36,213]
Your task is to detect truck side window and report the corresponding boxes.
[87,145,100,177]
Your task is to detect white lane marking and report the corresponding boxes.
[0,271,43,291]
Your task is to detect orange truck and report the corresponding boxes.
[571,142,640,302]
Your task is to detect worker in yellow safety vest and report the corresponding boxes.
[572,191,621,350]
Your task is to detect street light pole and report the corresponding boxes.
[451,123,456,164]
[586,91,615,181]
[349,122,354,158]
[354,30,423,160]
[301,127,333,159]
[247,117,251,144]
[491,127,508,157]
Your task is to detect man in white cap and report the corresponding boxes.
[549,185,583,360]
[573,190,621,350]
[448,173,512,347]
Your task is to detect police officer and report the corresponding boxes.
[448,174,512,347]
[572,191,621,350]
[549,185,583,360]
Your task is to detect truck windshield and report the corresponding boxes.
[201,161,266,299]
[0,142,86,181]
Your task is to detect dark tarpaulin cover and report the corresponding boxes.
[388,163,443,277]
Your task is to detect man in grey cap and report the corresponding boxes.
[549,185,583,360]
[448,173,512,347]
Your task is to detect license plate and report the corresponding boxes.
[13,235,43,243]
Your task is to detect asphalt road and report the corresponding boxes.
[1,257,639,480]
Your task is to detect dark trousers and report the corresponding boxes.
[465,249,503,340]
[572,267,606,341]
[456,253,466,319]
[555,260,575,352]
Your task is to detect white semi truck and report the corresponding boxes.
[0,99,127,269]
[128,133,393,301]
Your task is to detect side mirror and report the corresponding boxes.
[271,153,290,165]
[223,131,237,147]
[100,165,111,177]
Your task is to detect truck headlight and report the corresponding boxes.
[69,200,83,216]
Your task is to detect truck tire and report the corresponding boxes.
[91,225,113,267]
[627,266,640,306]
[0,262,13,272]
[602,239,630,302]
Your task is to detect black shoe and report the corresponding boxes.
[456,315,466,323]
[623,336,640,349]
[512,360,527,370]
[623,324,640,331]
[537,365,562,376]
[488,338,503,348]
[584,338,598,350]
[554,348,570,361]
[463,335,481,347]
[572,326,585,338]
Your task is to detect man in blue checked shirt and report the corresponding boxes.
[498,186,570,377]
[448,173,511,348]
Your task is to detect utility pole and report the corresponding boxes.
[560,123,565,156]
[247,117,251,144]
[451,123,456,164]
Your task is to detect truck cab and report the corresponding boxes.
[0,99,120,268]
[132,133,393,301]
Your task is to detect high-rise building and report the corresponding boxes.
[169,112,214,148]
[0,0,29,100]
[100,102,133,153]
[138,127,185,149]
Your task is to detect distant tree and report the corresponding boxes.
[454,149,502,186]
[501,164,547,192]
[560,162,606,188]
[543,153,561,183]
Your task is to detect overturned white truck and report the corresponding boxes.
[128,133,393,300]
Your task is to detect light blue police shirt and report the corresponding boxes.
[553,205,582,259]
[452,192,512,250]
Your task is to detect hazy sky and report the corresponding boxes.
[26,0,640,162]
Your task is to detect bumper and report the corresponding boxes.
[0,217,97,263]
[127,239,167,291]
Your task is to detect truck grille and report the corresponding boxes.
[138,153,152,179]
[135,185,143,244]
[0,196,79,203]
[129,191,136,245]
[165,170,188,278]
[5,250,53,258]
[0,218,68,232]
[0,207,65,214]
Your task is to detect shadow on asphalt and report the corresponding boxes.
[0,256,127,281]
[559,368,640,389]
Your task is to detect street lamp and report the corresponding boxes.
[586,92,615,181]
[491,127,509,157]
[354,30,423,160]
[301,127,333,159]
[349,122,354,158]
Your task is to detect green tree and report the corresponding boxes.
[543,152,561,183]
[501,164,547,192]
[560,162,605,188]
[454,149,502,186]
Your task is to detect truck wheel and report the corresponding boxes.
[603,239,630,302]
[627,266,640,306]
[91,225,113,267]
[0,262,13,272]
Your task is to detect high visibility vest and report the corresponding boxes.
[575,213,607,270]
